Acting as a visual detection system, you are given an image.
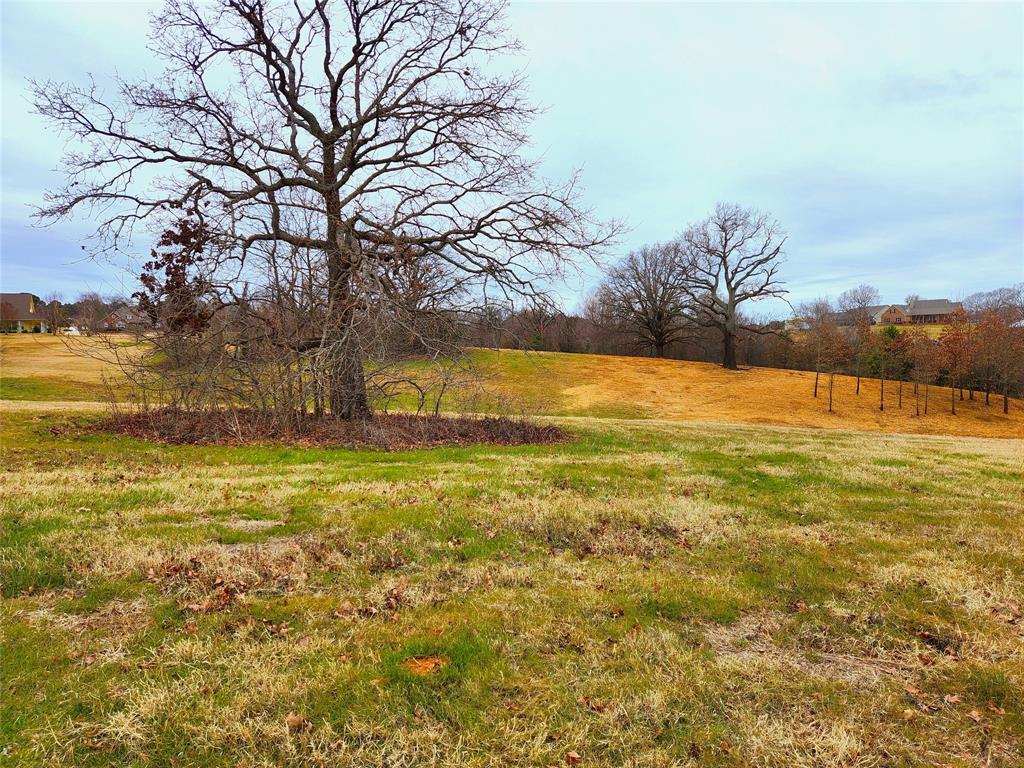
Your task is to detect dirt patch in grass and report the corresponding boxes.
[95,408,569,449]
[704,612,920,686]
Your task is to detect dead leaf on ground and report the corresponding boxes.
[566,750,581,765]
[577,695,610,713]
[400,655,447,675]
[965,709,983,723]
[284,712,310,733]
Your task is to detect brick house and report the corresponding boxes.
[878,298,963,325]
[830,298,965,327]
[101,306,152,332]
[878,304,911,324]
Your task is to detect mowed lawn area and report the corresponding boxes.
[2,337,1023,766]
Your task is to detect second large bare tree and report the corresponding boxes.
[598,242,692,357]
[680,204,787,369]
[34,0,615,419]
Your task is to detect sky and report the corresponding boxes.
[2,0,1022,317]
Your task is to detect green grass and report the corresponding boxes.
[0,376,108,401]
[0,408,1022,765]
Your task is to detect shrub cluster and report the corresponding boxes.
[97,408,568,450]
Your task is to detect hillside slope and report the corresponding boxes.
[471,349,1024,439]
[1,336,1021,438]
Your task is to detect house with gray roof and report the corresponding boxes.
[831,298,964,327]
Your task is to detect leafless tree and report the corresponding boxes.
[837,284,880,320]
[964,284,1024,319]
[33,0,617,420]
[837,283,879,394]
[906,329,938,416]
[680,203,787,369]
[42,293,66,333]
[939,309,973,415]
[72,292,110,335]
[598,242,693,357]
[800,298,843,402]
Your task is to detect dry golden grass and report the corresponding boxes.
[3,335,1021,439]
[872,323,949,339]
[0,334,113,381]
[482,350,1024,439]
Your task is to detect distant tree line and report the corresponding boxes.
[461,279,1024,410]
[36,292,129,334]
[467,202,788,369]
[800,284,1024,414]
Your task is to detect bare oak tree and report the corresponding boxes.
[800,297,837,401]
[680,203,786,370]
[34,0,615,420]
[599,242,692,357]
[837,283,879,395]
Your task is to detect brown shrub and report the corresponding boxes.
[95,408,568,450]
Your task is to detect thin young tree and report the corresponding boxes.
[679,203,787,370]
[33,0,617,420]
[890,330,912,409]
[939,309,972,416]
[906,330,936,417]
[799,298,837,400]
[867,325,900,412]
[837,284,880,395]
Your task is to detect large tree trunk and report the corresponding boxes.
[722,329,738,370]
[323,147,372,421]
[328,327,371,420]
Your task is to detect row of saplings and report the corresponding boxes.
[808,311,1023,416]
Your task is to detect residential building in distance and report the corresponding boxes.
[833,298,964,327]
[879,298,964,325]
[102,305,152,332]
[0,292,49,333]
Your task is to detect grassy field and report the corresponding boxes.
[872,323,949,340]
[2,335,1022,437]
[2,335,1024,766]
[470,349,1023,439]
[0,335,118,402]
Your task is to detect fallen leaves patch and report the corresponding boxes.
[400,655,448,675]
